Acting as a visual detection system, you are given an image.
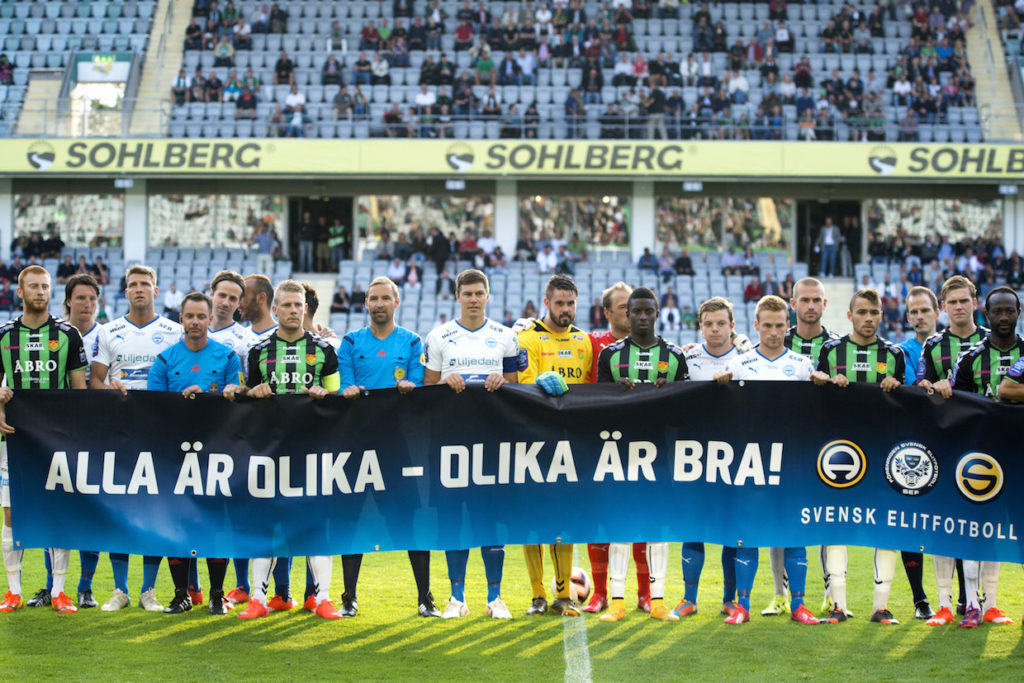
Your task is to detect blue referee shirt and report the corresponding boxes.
[148,338,243,393]
[339,325,425,390]
[899,336,924,385]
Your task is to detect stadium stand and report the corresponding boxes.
[157,0,984,141]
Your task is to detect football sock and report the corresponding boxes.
[963,559,980,610]
[272,556,292,599]
[901,551,927,605]
[445,549,469,603]
[206,558,227,593]
[304,561,315,600]
[188,557,201,594]
[632,542,650,599]
[769,546,787,597]
[955,558,966,607]
[872,548,897,612]
[523,544,545,598]
[167,557,189,591]
[551,544,574,599]
[480,545,504,603]
[981,561,1000,609]
[49,548,69,598]
[141,555,162,594]
[110,552,130,596]
[933,555,955,609]
[307,556,333,603]
[681,542,704,604]
[587,543,609,597]
[251,557,276,604]
[784,546,808,611]
[407,550,431,604]
[2,524,21,596]
[232,558,251,593]
[646,542,668,600]
[342,554,363,600]
[44,549,52,591]
[78,551,99,593]
[607,543,630,600]
[721,546,737,604]
[825,545,847,611]
[734,547,758,611]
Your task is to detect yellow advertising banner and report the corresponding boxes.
[4,139,1024,180]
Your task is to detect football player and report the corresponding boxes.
[423,270,520,620]
[812,289,905,625]
[915,275,988,622]
[673,297,747,619]
[91,265,183,613]
[595,288,686,623]
[236,281,341,620]
[712,296,819,625]
[517,275,593,617]
[582,282,651,615]
[0,267,88,615]
[944,287,1023,628]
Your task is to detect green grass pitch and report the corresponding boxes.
[2,544,1022,680]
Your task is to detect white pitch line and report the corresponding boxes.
[563,544,593,683]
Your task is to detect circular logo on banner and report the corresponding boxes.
[884,442,938,496]
[955,453,1004,503]
[445,143,474,173]
[817,440,867,489]
[868,145,897,176]
[27,141,56,171]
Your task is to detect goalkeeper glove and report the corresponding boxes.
[536,371,569,396]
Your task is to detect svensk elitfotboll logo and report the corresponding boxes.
[817,440,867,489]
[884,441,938,496]
[955,452,1004,503]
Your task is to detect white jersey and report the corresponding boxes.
[726,347,814,382]
[210,321,259,375]
[250,323,278,342]
[685,343,742,381]
[95,315,183,389]
[424,317,520,382]
[78,321,106,385]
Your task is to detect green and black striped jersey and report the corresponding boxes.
[816,335,906,384]
[950,336,1024,399]
[917,326,989,383]
[0,315,87,389]
[785,326,838,363]
[596,336,688,384]
[246,331,339,394]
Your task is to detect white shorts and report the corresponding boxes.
[0,441,8,508]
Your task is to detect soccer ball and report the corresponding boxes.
[552,567,591,602]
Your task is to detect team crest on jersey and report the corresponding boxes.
[485,337,498,348]
[394,367,406,381]
[884,441,938,496]
[306,354,317,365]
[783,364,795,376]
[876,362,888,373]
[48,340,60,352]
[578,351,586,360]
[152,333,164,344]
[816,440,867,489]
[657,361,669,372]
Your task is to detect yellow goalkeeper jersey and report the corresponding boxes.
[517,318,593,384]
